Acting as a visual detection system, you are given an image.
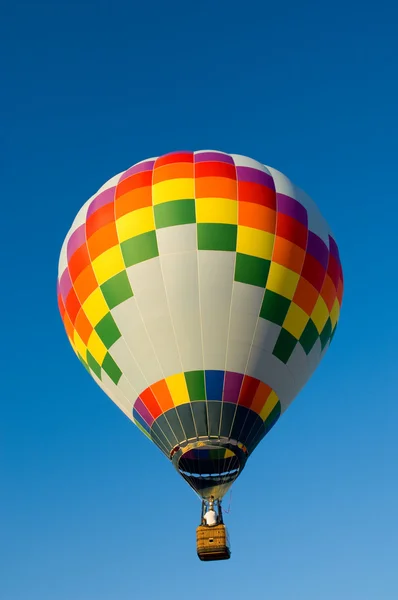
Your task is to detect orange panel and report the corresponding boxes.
[74,265,98,304]
[74,309,93,345]
[153,162,194,183]
[115,187,153,218]
[293,277,319,315]
[87,222,118,260]
[272,237,305,274]
[150,380,175,413]
[195,176,237,200]
[238,202,276,233]
[251,382,272,416]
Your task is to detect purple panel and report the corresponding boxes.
[223,372,244,404]
[87,187,115,217]
[67,224,86,260]
[195,151,234,164]
[119,160,156,181]
[134,398,155,426]
[328,234,340,262]
[59,268,73,302]
[307,231,329,269]
[277,193,308,226]
[236,166,274,189]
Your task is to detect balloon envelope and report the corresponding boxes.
[57,151,343,499]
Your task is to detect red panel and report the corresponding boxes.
[238,181,276,209]
[65,287,81,324]
[276,213,308,250]
[155,152,194,167]
[327,254,340,289]
[86,202,115,238]
[301,253,326,292]
[195,161,236,180]
[68,243,90,282]
[116,171,153,198]
[140,387,163,419]
[238,376,260,409]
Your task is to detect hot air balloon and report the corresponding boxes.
[57,150,343,561]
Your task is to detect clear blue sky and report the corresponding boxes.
[2,1,397,598]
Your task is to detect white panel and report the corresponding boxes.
[198,251,235,371]
[293,185,330,245]
[194,149,230,158]
[286,342,312,393]
[157,223,197,255]
[266,165,331,246]
[58,237,69,276]
[108,336,147,397]
[307,338,322,377]
[252,319,282,352]
[127,257,182,378]
[160,251,203,372]
[111,297,164,386]
[231,154,271,174]
[226,343,252,373]
[264,166,295,197]
[246,348,297,408]
[92,371,134,421]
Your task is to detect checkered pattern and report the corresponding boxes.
[58,150,343,462]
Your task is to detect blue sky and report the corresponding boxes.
[2,0,398,598]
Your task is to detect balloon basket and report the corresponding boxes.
[196,524,231,561]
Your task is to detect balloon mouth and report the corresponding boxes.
[170,439,248,499]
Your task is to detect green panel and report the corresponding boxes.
[260,289,290,325]
[299,319,319,354]
[197,223,237,251]
[185,370,206,401]
[121,230,159,267]
[101,271,133,309]
[87,351,102,379]
[95,313,121,349]
[154,199,196,229]
[273,328,297,364]
[102,353,122,385]
[330,323,337,343]
[320,317,332,350]
[235,253,270,288]
[78,354,90,372]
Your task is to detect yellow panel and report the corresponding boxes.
[329,297,340,328]
[116,206,155,242]
[283,302,309,339]
[83,288,109,327]
[73,330,87,361]
[86,330,107,365]
[260,390,279,421]
[166,373,190,406]
[267,263,300,300]
[152,178,195,205]
[91,245,125,285]
[311,296,329,333]
[196,198,238,224]
[237,226,274,260]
